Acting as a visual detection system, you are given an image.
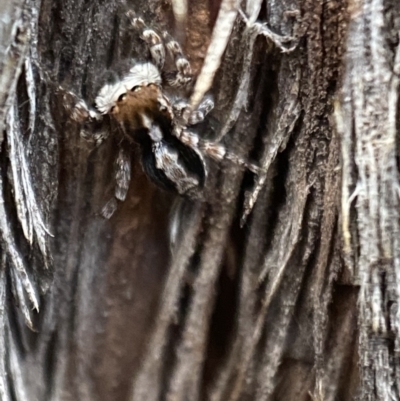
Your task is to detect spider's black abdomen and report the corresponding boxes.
[166,135,206,187]
[140,142,177,192]
[138,132,206,197]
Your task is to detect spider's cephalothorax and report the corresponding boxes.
[70,12,258,218]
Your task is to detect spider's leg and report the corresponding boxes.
[200,141,261,174]
[101,198,118,219]
[187,96,214,125]
[163,32,192,88]
[173,96,214,125]
[114,147,131,202]
[72,99,107,145]
[174,128,260,174]
[58,86,102,123]
[59,87,107,145]
[126,11,165,69]
[101,147,131,219]
[71,98,102,123]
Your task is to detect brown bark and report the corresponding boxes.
[0,0,398,400]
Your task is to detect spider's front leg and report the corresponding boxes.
[162,32,192,88]
[126,10,192,88]
[126,10,165,69]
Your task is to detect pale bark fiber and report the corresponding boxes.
[0,0,398,400]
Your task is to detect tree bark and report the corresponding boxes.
[0,0,398,400]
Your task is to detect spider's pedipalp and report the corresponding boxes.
[171,99,187,118]
[172,96,214,126]
[65,92,102,123]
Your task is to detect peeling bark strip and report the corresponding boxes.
[338,0,400,399]
[187,0,239,115]
[0,0,29,140]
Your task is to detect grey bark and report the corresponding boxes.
[0,0,398,400]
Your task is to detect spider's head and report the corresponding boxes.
[94,62,162,114]
[111,84,174,138]
[94,61,174,139]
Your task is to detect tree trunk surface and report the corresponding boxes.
[0,0,398,400]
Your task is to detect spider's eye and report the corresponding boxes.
[118,94,126,102]
[110,106,115,113]
[131,86,141,92]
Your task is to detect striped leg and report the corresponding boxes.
[173,127,260,174]
[101,147,131,218]
[163,32,192,87]
[126,11,165,69]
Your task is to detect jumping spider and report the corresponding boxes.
[69,11,259,218]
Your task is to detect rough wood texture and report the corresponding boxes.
[0,0,399,400]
